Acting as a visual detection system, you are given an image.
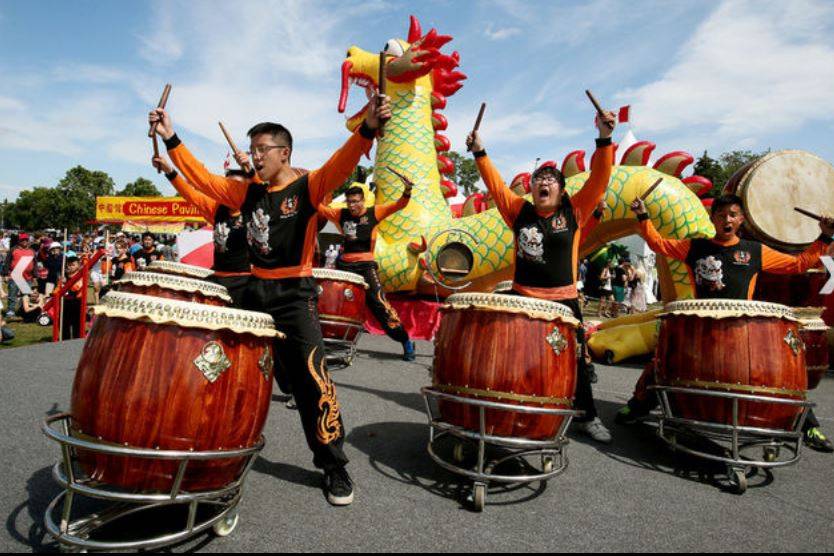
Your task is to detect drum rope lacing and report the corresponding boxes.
[118,272,232,303]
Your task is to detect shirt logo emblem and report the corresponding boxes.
[551,215,568,233]
[733,250,751,265]
[280,195,299,218]
[518,225,545,263]
[247,208,272,255]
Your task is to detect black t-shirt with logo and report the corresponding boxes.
[686,238,762,299]
[212,205,249,273]
[241,175,316,270]
[339,208,379,255]
[512,197,579,288]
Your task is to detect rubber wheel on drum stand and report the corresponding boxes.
[731,469,747,494]
[763,446,780,463]
[470,483,486,512]
[452,442,466,464]
[542,455,554,473]
[213,511,239,537]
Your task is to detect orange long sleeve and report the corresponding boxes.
[167,139,248,209]
[307,127,375,207]
[638,216,691,261]
[374,195,410,221]
[167,172,218,225]
[474,154,526,227]
[762,240,830,274]
[317,203,342,224]
[571,143,615,227]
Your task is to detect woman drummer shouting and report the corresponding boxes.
[617,194,834,453]
[466,107,617,443]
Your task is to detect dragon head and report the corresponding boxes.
[338,15,466,131]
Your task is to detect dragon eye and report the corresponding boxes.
[384,39,403,57]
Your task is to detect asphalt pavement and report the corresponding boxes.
[1,335,832,552]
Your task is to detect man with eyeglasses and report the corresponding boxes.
[149,94,391,506]
[466,107,617,444]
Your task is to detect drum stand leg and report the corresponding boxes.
[421,387,580,512]
[322,320,363,370]
[650,385,813,494]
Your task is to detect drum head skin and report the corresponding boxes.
[739,151,834,248]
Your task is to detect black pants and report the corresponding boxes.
[210,274,250,309]
[61,298,83,340]
[337,260,409,344]
[245,277,348,471]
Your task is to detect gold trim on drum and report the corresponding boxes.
[546,327,569,355]
[491,280,514,293]
[444,293,580,326]
[433,383,573,406]
[664,378,806,399]
[118,271,232,303]
[146,260,215,280]
[662,299,797,321]
[259,346,273,381]
[312,268,368,289]
[94,291,284,338]
[784,329,804,356]
[193,341,232,383]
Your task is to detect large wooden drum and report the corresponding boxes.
[432,293,579,440]
[723,150,834,252]
[796,308,830,390]
[754,269,829,309]
[145,260,215,281]
[313,268,367,342]
[113,271,232,306]
[656,299,807,430]
[71,291,281,493]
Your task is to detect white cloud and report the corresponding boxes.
[617,0,834,143]
[484,24,521,41]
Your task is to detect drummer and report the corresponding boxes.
[152,156,252,308]
[465,107,617,444]
[617,194,834,453]
[150,93,391,506]
[317,178,416,361]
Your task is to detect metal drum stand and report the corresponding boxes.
[649,385,813,493]
[421,387,581,511]
[320,318,364,369]
[42,413,263,552]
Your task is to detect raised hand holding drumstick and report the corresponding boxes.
[385,166,414,197]
[630,197,648,217]
[586,90,616,138]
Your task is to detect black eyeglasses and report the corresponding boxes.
[247,145,290,157]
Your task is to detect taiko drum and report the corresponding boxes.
[70,291,280,492]
[432,293,579,440]
[313,268,368,342]
[655,300,807,430]
[113,271,232,307]
[796,308,829,390]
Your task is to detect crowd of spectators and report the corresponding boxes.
[0,229,176,345]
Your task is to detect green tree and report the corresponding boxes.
[693,151,723,197]
[446,151,480,195]
[696,149,768,198]
[8,187,60,230]
[55,166,115,228]
[333,165,372,199]
[118,177,161,197]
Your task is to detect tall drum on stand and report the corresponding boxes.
[422,293,582,511]
[42,291,283,551]
[796,307,830,390]
[313,268,368,368]
[650,299,814,493]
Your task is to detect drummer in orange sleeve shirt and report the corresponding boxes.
[318,176,414,360]
[149,92,391,506]
[617,194,834,453]
[152,156,252,308]
[465,106,617,444]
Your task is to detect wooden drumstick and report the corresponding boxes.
[378,52,387,138]
[585,89,614,129]
[473,102,486,132]
[218,121,252,173]
[385,165,414,187]
[794,207,823,221]
[149,84,172,173]
[640,177,664,201]
[148,83,172,138]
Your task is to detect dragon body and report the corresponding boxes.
[339,16,715,301]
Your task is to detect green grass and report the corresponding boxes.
[0,319,54,350]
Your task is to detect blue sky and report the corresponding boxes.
[1,0,833,201]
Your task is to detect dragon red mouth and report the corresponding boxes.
[338,59,378,119]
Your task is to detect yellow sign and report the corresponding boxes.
[96,196,207,223]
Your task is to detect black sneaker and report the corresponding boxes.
[587,363,598,384]
[804,427,834,453]
[324,467,354,506]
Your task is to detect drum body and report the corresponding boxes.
[796,309,829,390]
[432,293,579,440]
[655,300,806,430]
[113,271,231,307]
[70,292,278,493]
[313,269,367,342]
[723,150,834,252]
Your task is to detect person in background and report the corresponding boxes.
[134,232,164,269]
[598,262,615,318]
[60,256,85,340]
[110,240,135,281]
[3,233,35,318]
[19,290,45,323]
[45,242,64,296]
